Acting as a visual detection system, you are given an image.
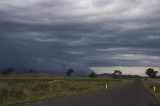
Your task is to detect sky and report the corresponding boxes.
[0,0,160,75]
[91,67,160,76]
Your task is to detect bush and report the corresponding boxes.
[89,72,97,78]
[66,68,74,76]
[1,68,14,75]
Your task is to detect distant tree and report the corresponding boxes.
[145,68,158,78]
[29,70,34,73]
[66,68,74,76]
[1,68,14,75]
[112,70,122,78]
[89,72,97,78]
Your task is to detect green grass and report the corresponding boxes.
[144,79,160,102]
[0,74,129,106]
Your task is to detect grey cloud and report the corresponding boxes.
[0,0,160,74]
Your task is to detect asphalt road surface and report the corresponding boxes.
[13,79,159,106]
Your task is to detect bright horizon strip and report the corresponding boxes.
[90,66,160,76]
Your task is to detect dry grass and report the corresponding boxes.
[0,75,129,106]
[144,79,160,102]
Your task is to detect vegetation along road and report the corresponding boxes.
[0,74,128,106]
[10,79,159,106]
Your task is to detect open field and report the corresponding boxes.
[144,79,160,102]
[0,74,129,106]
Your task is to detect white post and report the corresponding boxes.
[106,83,108,91]
[154,86,156,92]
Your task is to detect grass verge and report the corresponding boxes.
[0,74,129,106]
[144,79,160,102]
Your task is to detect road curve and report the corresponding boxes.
[12,80,159,106]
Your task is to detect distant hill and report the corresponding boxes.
[98,73,142,78]
[98,73,112,77]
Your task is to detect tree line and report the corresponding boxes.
[62,67,159,78]
[0,67,159,79]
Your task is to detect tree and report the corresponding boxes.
[145,68,158,78]
[112,70,122,78]
[29,70,34,73]
[66,68,74,76]
[89,72,97,78]
[1,68,14,75]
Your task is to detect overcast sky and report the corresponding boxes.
[0,0,160,75]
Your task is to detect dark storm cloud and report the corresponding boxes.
[0,0,160,74]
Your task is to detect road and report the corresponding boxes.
[13,80,159,106]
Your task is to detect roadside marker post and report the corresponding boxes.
[106,83,108,91]
[154,86,156,92]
